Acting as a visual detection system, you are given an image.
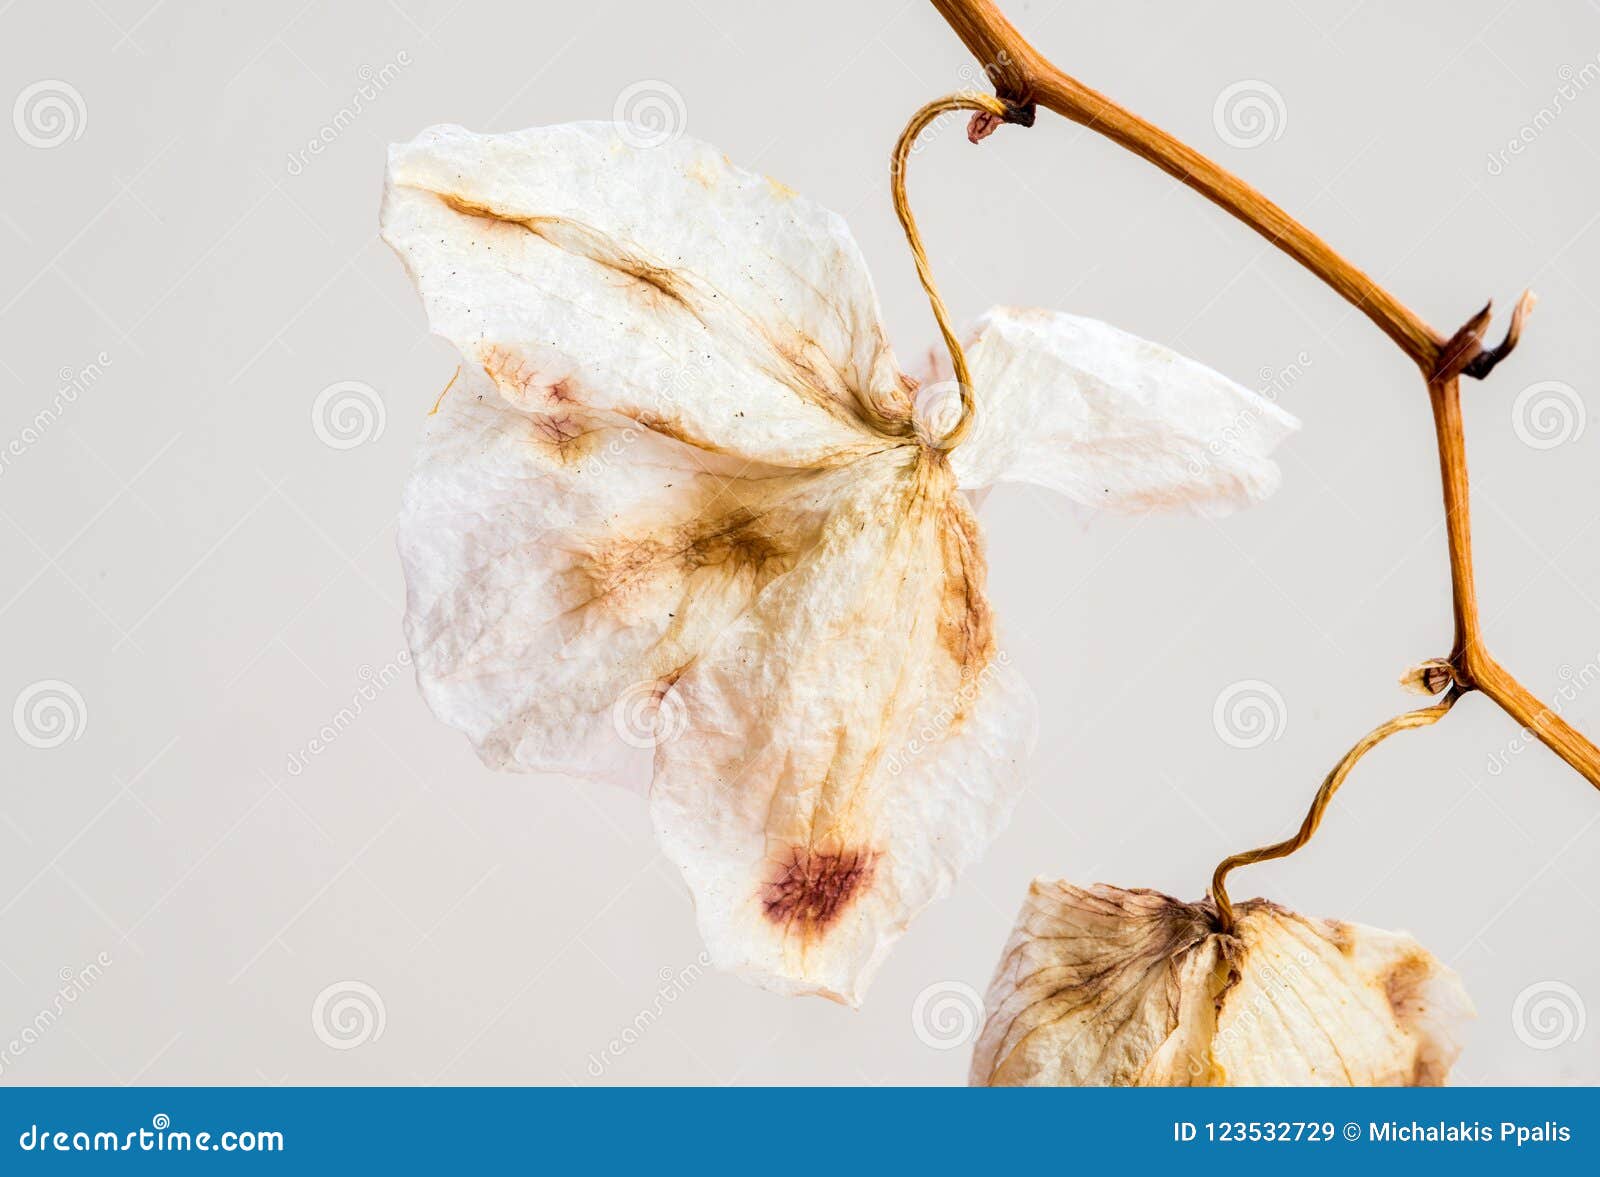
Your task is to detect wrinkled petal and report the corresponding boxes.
[971,879,1472,1086]
[397,363,859,785]
[384,123,1034,1002]
[651,450,1036,1003]
[949,308,1299,515]
[382,122,914,468]
[384,122,920,785]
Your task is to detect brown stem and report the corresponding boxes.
[931,0,1444,370]
[1210,692,1459,933]
[1428,375,1485,665]
[890,92,1011,450]
[929,0,1600,797]
[1475,659,1600,787]
[1426,372,1600,788]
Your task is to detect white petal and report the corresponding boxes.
[971,879,1472,1086]
[949,308,1300,516]
[385,123,1031,1002]
[651,450,1036,1004]
[382,123,913,468]
[385,121,920,787]
[399,364,862,786]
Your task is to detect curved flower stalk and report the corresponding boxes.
[970,879,1472,1086]
[381,122,1295,1004]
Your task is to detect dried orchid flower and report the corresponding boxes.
[970,878,1472,1086]
[380,119,1295,1004]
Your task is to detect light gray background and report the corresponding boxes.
[2,0,1597,1085]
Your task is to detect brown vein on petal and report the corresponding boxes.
[436,193,702,321]
[528,412,603,466]
[992,889,1214,1085]
[416,185,908,445]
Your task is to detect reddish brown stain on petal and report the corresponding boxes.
[576,533,674,615]
[683,508,788,575]
[570,490,805,623]
[1381,949,1449,1087]
[479,344,574,412]
[762,847,878,935]
[1381,950,1434,1018]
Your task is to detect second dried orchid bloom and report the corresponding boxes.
[380,122,1297,1004]
[970,879,1472,1086]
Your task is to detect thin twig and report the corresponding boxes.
[890,93,1010,450]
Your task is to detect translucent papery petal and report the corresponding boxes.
[399,363,864,785]
[949,308,1300,516]
[382,122,914,469]
[971,879,1472,1086]
[651,450,1037,1005]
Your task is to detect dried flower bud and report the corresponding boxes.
[970,878,1472,1086]
[1400,659,1455,696]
